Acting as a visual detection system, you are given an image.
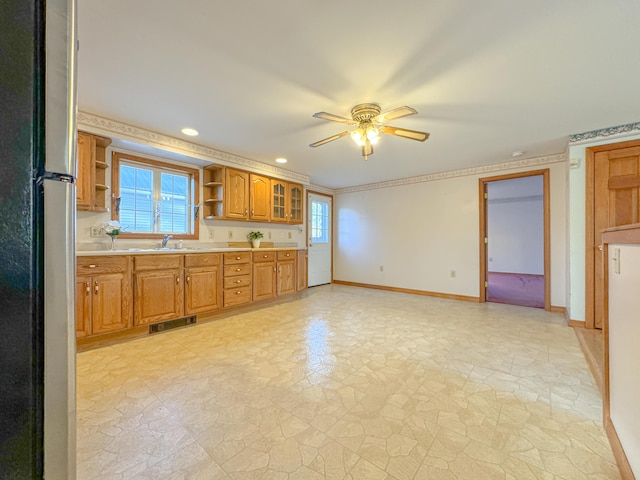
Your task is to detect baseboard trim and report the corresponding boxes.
[573,326,604,394]
[550,305,567,316]
[332,280,480,303]
[605,419,636,480]
[568,319,586,328]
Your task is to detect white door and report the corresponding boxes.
[308,193,332,286]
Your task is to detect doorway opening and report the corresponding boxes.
[479,170,550,310]
[307,192,332,287]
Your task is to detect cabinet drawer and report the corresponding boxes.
[77,255,129,274]
[223,286,252,307]
[253,251,276,263]
[224,263,251,277]
[277,250,295,261]
[184,253,221,268]
[224,274,251,289]
[134,254,182,271]
[224,252,252,265]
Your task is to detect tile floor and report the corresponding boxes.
[76,284,620,479]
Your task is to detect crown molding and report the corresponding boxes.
[77,111,310,184]
[569,122,640,145]
[335,153,567,195]
[307,184,336,196]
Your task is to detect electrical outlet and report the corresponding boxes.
[268,232,272,239]
[228,231,233,239]
[379,265,384,272]
[90,226,103,237]
[209,230,214,239]
[288,232,292,239]
[450,270,456,278]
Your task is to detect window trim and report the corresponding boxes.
[111,152,200,240]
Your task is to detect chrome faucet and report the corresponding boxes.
[161,234,173,248]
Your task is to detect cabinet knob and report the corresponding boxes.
[85,282,90,295]
[236,256,241,260]
[186,275,190,284]
[236,268,241,272]
[263,255,268,258]
[236,290,241,295]
[94,282,99,294]
[235,279,241,283]
[176,276,180,284]
[88,264,97,269]
[285,253,290,257]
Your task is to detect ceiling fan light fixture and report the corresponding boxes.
[350,124,379,147]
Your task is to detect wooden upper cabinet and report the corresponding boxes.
[76,132,93,210]
[76,131,112,212]
[271,179,288,223]
[288,183,304,224]
[225,168,250,220]
[250,174,271,221]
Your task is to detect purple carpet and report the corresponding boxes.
[487,272,545,308]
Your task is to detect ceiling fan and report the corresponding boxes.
[309,103,430,160]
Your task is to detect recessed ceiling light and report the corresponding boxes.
[181,127,199,136]
[275,158,288,164]
[511,151,525,158]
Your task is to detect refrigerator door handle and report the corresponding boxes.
[36,171,75,186]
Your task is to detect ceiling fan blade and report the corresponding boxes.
[312,112,357,125]
[380,125,430,142]
[374,106,417,124]
[309,130,350,148]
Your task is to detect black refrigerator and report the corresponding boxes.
[0,0,77,478]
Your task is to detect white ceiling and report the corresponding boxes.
[77,0,640,189]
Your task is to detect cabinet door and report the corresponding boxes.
[271,179,288,222]
[296,250,307,291]
[185,265,222,314]
[253,261,276,301]
[134,269,184,325]
[92,272,130,335]
[76,132,94,211]
[75,276,92,337]
[288,183,304,224]
[225,168,249,219]
[277,260,296,296]
[250,174,271,221]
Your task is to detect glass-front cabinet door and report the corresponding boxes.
[271,179,287,222]
[288,183,303,224]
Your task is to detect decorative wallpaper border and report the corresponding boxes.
[335,153,567,195]
[77,112,310,184]
[569,122,640,144]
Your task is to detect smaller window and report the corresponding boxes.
[112,153,199,239]
[311,200,329,243]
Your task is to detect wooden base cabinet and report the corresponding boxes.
[253,252,276,301]
[297,250,307,291]
[277,250,296,296]
[134,255,184,325]
[223,252,252,307]
[76,256,132,337]
[185,254,222,314]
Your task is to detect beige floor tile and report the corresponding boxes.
[77,284,620,479]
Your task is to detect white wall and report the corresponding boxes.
[487,196,544,274]
[334,159,567,306]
